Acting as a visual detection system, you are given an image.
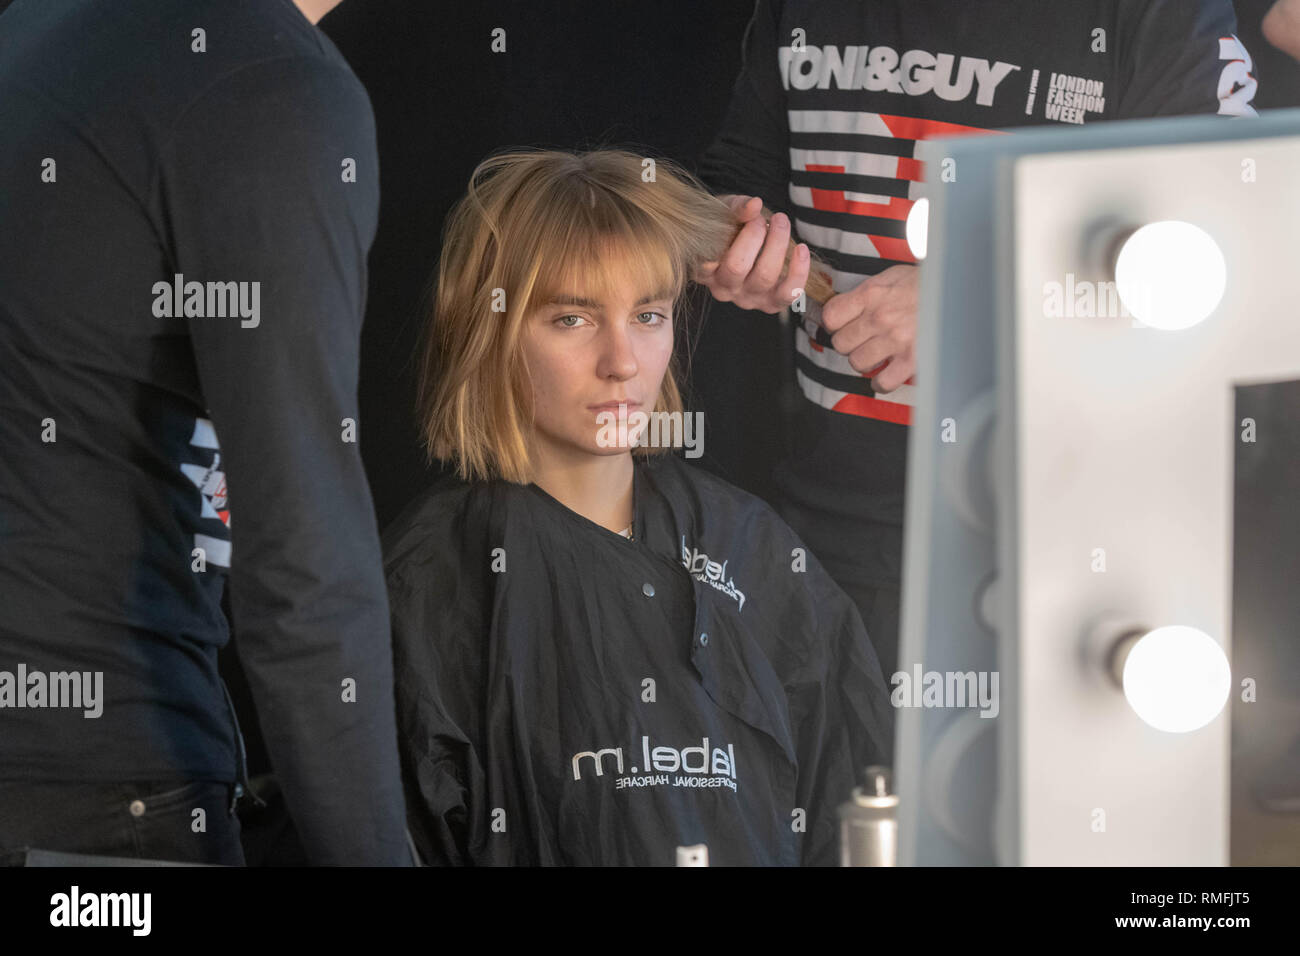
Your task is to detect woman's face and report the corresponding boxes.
[522,267,676,463]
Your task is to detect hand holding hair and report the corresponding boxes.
[695,194,833,312]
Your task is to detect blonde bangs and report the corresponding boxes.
[531,232,682,325]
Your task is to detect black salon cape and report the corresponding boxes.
[384,453,893,866]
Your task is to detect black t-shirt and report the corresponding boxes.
[699,0,1257,587]
[0,0,408,864]
[385,453,893,865]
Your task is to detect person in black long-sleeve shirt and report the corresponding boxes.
[694,0,1260,680]
[0,0,410,865]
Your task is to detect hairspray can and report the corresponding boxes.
[838,766,899,866]
[676,844,708,866]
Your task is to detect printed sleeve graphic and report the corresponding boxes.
[180,417,232,569]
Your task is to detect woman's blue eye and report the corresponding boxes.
[556,314,584,328]
[637,311,667,326]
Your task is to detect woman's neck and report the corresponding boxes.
[530,450,635,534]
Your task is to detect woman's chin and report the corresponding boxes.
[584,442,638,459]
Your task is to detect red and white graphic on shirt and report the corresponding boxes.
[1217,35,1258,117]
[181,417,231,568]
[787,109,1002,425]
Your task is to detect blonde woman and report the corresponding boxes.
[383,148,890,866]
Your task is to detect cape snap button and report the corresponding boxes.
[129,799,146,817]
[642,582,655,597]
[699,632,709,647]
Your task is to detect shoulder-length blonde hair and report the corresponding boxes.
[417,148,829,483]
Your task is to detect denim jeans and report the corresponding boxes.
[0,779,245,866]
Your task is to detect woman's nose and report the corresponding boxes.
[596,324,638,379]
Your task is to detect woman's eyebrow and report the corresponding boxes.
[544,288,677,309]
[545,294,600,309]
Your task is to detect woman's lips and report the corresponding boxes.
[588,401,640,412]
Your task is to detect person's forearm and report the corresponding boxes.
[222,443,410,865]
[234,557,412,865]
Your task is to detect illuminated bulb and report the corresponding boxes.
[1115,625,1230,733]
[906,198,929,260]
[1113,221,1225,330]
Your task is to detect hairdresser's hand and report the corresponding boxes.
[821,264,919,394]
[695,194,812,314]
[1264,0,1300,62]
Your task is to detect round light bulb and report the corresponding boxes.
[906,197,929,260]
[1120,625,1230,733]
[1113,221,1225,330]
